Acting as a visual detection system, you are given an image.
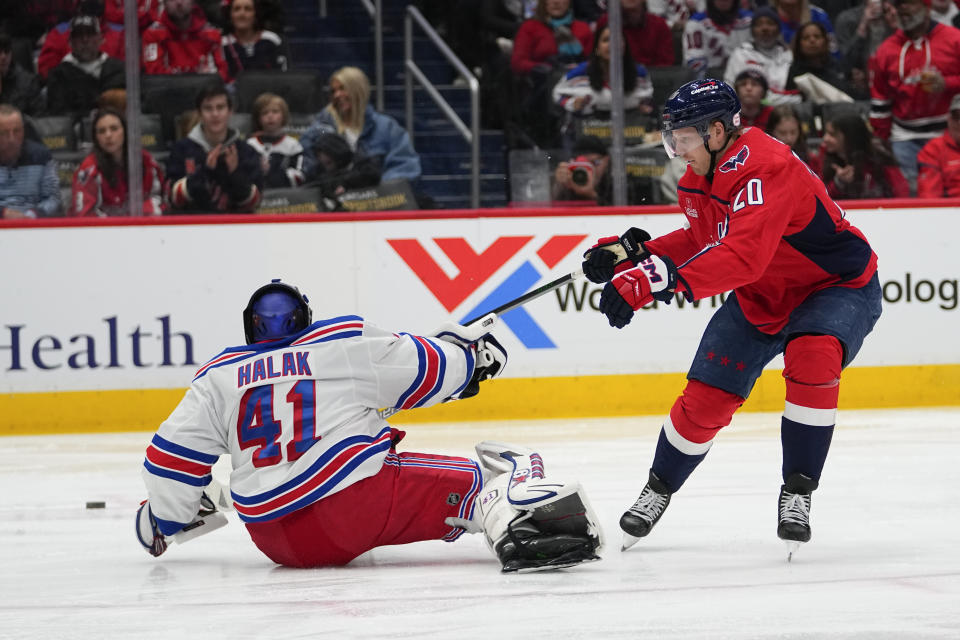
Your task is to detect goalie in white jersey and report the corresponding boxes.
[136,280,602,572]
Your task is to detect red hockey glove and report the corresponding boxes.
[598,256,680,328]
[581,227,651,284]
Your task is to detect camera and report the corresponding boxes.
[568,157,595,186]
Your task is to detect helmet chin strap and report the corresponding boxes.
[704,128,735,182]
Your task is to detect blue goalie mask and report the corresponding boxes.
[661,78,741,158]
[243,280,312,344]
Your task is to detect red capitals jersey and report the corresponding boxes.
[69,151,165,217]
[868,23,960,141]
[917,131,960,198]
[645,127,878,335]
[141,7,228,81]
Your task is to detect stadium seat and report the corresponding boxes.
[650,66,696,114]
[139,114,166,151]
[140,73,222,143]
[80,113,166,151]
[234,70,325,115]
[508,148,552,204]
[258,187,323,214]
[820,101,869,125]
[229,113,253,137]
[29,116,77,152]
[625,145,670,205]
[286,113,315,140]
[51,150,87,188]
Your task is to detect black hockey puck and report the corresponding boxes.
[85,501,106,509]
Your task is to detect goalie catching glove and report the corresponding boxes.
[599,255,688,328]
[581,227,652,284]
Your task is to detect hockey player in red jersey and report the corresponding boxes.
[136,280,601,572]
[582,79,882,559]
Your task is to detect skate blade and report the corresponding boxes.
[621,533,641,552]
[784,540,802,562]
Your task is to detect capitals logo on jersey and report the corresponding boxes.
[718,146,750,173]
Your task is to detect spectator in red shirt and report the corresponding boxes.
[869,0,960,194]
[734,69,774,129]
[509,0,593,147]
[917,94,960,198]
[596,0,674,67]
[510,0,593,76]
[141,0,229,81]
[37,3,125,79]
[102,0,164,31]
[819,111,909,200]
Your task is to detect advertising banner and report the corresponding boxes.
[0,205,957,431]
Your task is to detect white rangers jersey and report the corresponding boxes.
[683,10,752,72]
[142,315,478,534]
[648,0,705,29]
[724,41,799,105]
[552,62,654,114]
[245,134,306,188]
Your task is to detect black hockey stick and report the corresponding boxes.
[461,267,585,329]
[377,268,584,419]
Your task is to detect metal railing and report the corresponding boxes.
[404,5,480,209]
[358,0,384,111]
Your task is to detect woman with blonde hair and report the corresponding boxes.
[300,66,420,183]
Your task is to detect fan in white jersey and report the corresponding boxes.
[136,279,602,572]
[723,7,800,105]
[682,0,752,73]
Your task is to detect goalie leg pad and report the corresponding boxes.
[474,440,575,507]
[475,446,603,572]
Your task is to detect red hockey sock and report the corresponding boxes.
[782,335,843,420]
[781,335,844,482]
[667,379,745,447]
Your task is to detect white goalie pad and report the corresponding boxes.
[473,441,604,562]
[474,441,579,508]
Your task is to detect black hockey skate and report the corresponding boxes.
[777,472,818,561]
[619,471,672,551]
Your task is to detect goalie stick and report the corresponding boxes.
[462,268,585,327]
[377,268,584,419]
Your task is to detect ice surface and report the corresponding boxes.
[1,409,958,639]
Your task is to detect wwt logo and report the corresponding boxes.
[388,234,587,348]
